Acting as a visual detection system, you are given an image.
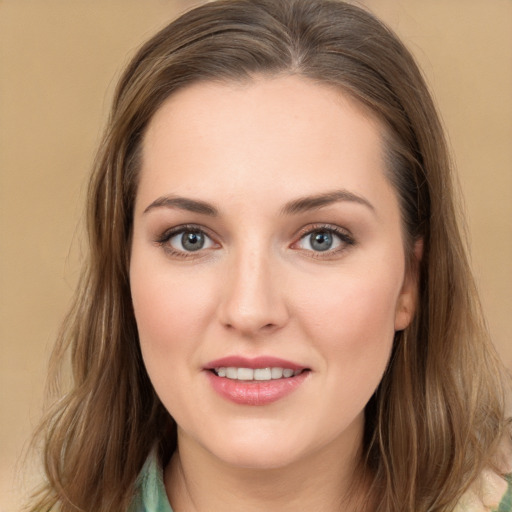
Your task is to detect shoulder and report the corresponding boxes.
[454,437,512,512]
[454,471,511,512]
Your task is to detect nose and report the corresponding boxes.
[217,246,290,336]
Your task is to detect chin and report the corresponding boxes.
[196,426,307,470]
[215,445,303,470]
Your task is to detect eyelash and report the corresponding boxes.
[155,224,217,259]
[294,224,356,258]
[154,223,355,259]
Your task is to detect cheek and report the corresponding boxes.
[130,257,217,365]
[130,259,222,423]
[295,261,402,370]
[301,266,400,328]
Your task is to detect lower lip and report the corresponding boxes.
[205,371,310,406]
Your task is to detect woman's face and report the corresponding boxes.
[130,75,417,470]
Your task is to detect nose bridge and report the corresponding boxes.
[219,238,288,335]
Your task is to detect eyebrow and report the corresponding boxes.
[143,196,218,216]
[280,189,375,216]
[143,189,374,217]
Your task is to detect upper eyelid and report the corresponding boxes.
[155,225,218,258]
[291,224,355,251]
[294,223,354,240]
[157,224,216,242]
[155,223,354,250]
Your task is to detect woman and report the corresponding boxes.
[28,0,511,510]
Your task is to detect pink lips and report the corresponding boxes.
[205,356,306,371]
[204,356,310,406]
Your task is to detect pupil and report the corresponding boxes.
[311,231,332,251]
[182,231,204,251]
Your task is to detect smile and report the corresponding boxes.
[213,367,303,381]
[204,356,310,405]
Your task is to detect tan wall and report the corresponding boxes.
[1,1,510,509]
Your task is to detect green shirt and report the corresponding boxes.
[129,449,173,512]
[498,476,512,512]
[129,450,512,512]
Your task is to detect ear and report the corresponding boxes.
[394,239,423,331]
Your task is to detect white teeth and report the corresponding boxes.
[237,368,254,380]
[226,367,238,379]
[271,367,283,379]
[214,366,303,381]
[254,368,272,380]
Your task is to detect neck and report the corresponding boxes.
[164,418,371,512]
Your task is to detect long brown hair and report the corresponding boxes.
[28,0,510,510]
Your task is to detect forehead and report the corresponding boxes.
[137,75,394,216]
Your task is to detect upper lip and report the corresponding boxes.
[204,356,308,371]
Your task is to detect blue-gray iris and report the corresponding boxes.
[311,231,332,251]
[182,231,205,251]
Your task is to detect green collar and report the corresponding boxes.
[129,448,173,512]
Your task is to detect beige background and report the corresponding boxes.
[1,1,511,510]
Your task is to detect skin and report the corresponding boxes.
[130,75,419,511]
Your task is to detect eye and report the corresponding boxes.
[170,230,211,252]
[301,230,337,252]
[294,226,355,255]
[156,225,217,256]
